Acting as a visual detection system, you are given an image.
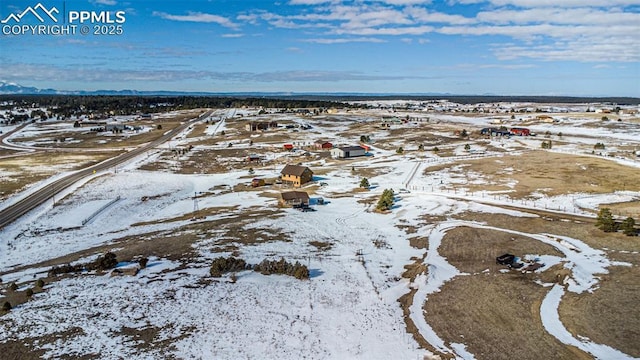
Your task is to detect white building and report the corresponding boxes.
[331,146,366,159]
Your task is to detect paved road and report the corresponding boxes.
[0,122,33,151]
[0,110,212,230]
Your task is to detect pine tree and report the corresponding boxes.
[376,189,395,211]
[596,208,616,232]
[360,178,370,189]
[621,217,636,236]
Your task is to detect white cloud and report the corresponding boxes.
[335,25,434,35]
[476,7,640,26]
[406,7,476,25]
[0,64,417,83]
[489,0,640,7]
[91,0,117,5]
[221,33,244,38]
[493,36,640,62]
[153,11,238,29]
[232,0,640,64]
[289,0,334,4]
[304,37,387,43]
[376,0,433,4]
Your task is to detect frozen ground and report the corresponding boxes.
[1,104,639,359]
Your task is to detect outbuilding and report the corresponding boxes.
[314,140,333,150]
[510,127,531,136]
[330,146,366,159]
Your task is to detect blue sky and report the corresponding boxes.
[1,0,639,96]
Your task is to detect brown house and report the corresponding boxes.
[280,164,313,187]
[280,191,310,207]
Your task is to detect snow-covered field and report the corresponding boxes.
[1,103,639,359]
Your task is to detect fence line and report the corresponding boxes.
[82,196,121,226]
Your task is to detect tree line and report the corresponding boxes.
[0,95,353,118]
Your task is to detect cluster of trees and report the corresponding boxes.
[359,135,371,143]
[541,140,553,149]
[376,189,395,211]
[594,142,606,150]
[209,256,310,280]
[596,208,637,236]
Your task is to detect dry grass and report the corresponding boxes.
[0,151,122,200]
[10,111,199,150]
[454,210,640,253]
[410,211,640,359]
[559,264,640,357]
[602,201,640,219]
[421,225,588,359]
[438,226,563,274]
[424,275,588,360]
[425,151,640,199]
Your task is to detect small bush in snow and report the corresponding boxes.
[35,279,45,288]
[91,252,118,271]
[25,288,34,298]
[9,282,18,292]
[210,256,248,277]
[253,258,309,280]
[2,301,11,312]
[138,257,149,269]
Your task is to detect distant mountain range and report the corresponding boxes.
[1,81,638,104]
